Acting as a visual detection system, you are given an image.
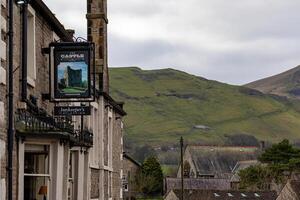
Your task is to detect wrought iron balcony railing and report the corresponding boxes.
[15,104,93,147]
[15,108,74,134]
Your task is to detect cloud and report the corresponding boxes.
[44,0,300,85]
[43,0,87,37]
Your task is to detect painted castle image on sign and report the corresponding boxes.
[57,62,88,94]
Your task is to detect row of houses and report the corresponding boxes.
[164,144,300,200]
[165,181,300,200]
[0,0,138,200]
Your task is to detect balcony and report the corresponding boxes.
[15,103,93,147]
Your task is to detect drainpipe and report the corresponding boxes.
[180,137,184,200]
[7,0,14,200]
[21,2,28,101]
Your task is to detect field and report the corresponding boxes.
[110,67,300,151]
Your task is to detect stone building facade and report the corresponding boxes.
[122,153,142,200]
[86,0,126,199]
[0,0,7,199]
[0,0,126,199]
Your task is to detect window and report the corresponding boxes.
[109,172,112,198]
[90,107,99,167]
[27,6,36,87]
[0,139,4,189]
[122,173,129,192]
[183,161,191,178]
[0,1,6,85]
[108,111,113,167]
[123,183,128,192]
[24,144,50,200]
[104,114,110,167]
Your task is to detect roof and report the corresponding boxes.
[123,153,141,167]
[30,0,73,42]
[169,189,277,200]
[290,181,300,198]
[165,178,231,193]
[187,145,260,178]
[98,92,127,116]
[231,160,259,182]
[232,160,259,173]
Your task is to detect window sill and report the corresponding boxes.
[0,66,6,85]
[27,76,36,88]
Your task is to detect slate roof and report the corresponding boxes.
[290,181,300,199]
[123,152,141,167]
[187,145,260,178]
[165,178,231,193]
[170,189,277,200]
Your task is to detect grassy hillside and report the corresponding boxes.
[110,67,300,148]
[246,65,300,99]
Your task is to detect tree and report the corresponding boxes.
[136,156,163,196]
[259,139,300,165]
[259,139,300,177]
[238,165,272,190]
[239,139,300,190]
[133,145,156,163]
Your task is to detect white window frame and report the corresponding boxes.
[19,142,52,200]
[108,171,112,199]
[108,108,113,168]
[27,5,36,87]
[90,106,100,168]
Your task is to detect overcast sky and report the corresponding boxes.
[44,0,300,85]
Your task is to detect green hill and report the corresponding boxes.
[109,67,300,148]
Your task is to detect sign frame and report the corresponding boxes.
[49,42,96,102]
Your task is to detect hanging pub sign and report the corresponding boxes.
[49,42,95,102]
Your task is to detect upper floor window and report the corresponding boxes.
[27,6,36,87]
[0,2,7,85]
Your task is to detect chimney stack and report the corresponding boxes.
[66,29,75,38]
[86,0,109,93]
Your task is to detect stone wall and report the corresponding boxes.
[27,7,55,113]
[112,111,123,199]
[90,168,100,198]
[86,0,125,198]
[87,0,109,93]
[123,155,141,200]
